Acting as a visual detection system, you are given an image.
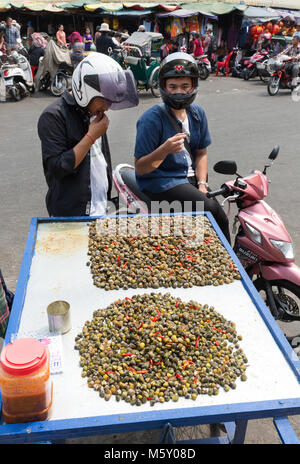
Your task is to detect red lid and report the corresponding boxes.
[0,338,48,376]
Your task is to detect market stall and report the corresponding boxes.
[0,212,299,443]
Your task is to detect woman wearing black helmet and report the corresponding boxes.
[134,52,231,243]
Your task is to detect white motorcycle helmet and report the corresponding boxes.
[72,52,138,110]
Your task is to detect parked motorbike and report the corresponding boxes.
[267,56,300,96]
[207,146,300,332]
[0,49,34,101]
[37,56,72,97]
[242,50,270,81]
[113,146,300,344]
[195,54,211,80]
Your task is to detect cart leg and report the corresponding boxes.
[159,423,176,444]
[273,417,300,444]
[228,420,248,444]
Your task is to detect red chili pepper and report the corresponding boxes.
[121,353,135,357]
[154,245,161,251]
[156,308,161,316]
[175,300,180,308]
[138,322,144,330]
[157,335,165,339]
[182,361,195,370]
[105,245,108,250]
[117,256,121,266]
[213,327,227,334]
[193,375,199,384]
[136,370,149,374]
[169,270,174,276]
[166,342,174,345]
[126,312,130,321]
[152,316,159,322]
[185,344,190,347]
[128,367,137,373]
[204,237,212,244]
[155,362,162,365]
[105,371,115,374]
[147,397,152,401]
[195,336,200,348]
[176,374,183,380]
[149,359,153,367]
[215,341,219,347]
[147,265,152,270]
[165,247,174,254]
[125,297,133,301]
[129,237,136,241]
[122,261,128,269]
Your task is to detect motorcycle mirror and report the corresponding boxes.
[213,160,237,175]
[268,145,279,160]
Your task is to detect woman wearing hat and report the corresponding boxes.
[96,23,117,55]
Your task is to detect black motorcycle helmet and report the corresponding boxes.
[159,52,199,110]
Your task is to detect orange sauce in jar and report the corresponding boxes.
[0,338,53,423]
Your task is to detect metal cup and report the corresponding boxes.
[47,300,71,334]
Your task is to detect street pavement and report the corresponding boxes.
[0,74,300,444]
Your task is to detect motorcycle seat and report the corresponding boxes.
[117,165,152,209]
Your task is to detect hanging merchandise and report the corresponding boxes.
[187,15,199,34]
[113,18,119,30]
[154,22,160,33]
[170,17,183,38]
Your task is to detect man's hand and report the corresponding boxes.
[163,133,186,155]
[88,113,109,141]
[198,183,208,194]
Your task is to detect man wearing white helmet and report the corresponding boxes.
[38,52,138,217]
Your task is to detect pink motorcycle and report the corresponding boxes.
[207,145,300,326]
[195,54,211,80]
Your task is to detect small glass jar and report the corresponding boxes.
[0,338,53,424]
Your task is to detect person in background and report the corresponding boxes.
[83,27,93,51]
[70,38,85,68]
[27,20,34,38]
[203,29,212,54]
[0,28,7,57]
[137,25,146,32]
[28,32,47,67]
[96,23,117,55]
[293,22,300,39]
[112,32,122,48]
[4,17,20,53]
[56,24,67,47]
[192,32,204,58]
[68,31,83,47]
[94,25,101,44]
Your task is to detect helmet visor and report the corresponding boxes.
[84,69,139,110]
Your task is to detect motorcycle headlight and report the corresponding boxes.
[270,239,294,259]
[245,222,262,244]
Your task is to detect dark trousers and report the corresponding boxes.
[144,176,231,245]
[285,62,299,78]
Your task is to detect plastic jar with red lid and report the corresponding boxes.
[0,338,53,423]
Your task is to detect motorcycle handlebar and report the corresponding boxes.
[206,185,229,199]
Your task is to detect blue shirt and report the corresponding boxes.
[4,25,20,47]
[134,103,211,193]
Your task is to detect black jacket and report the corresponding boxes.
[96,33,117,55]
[37,91,113,217]
[28,45,44,66]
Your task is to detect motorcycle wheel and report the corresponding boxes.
[268,76,280,96]
[243,68,250,80]
[258,71,270,84]
[150,67,160,98]
[198,66,209,80]
[50,73,69,97]
[253,278,300,322]
[9,86,21,101]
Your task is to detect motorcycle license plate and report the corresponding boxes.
[5,78,13,86]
